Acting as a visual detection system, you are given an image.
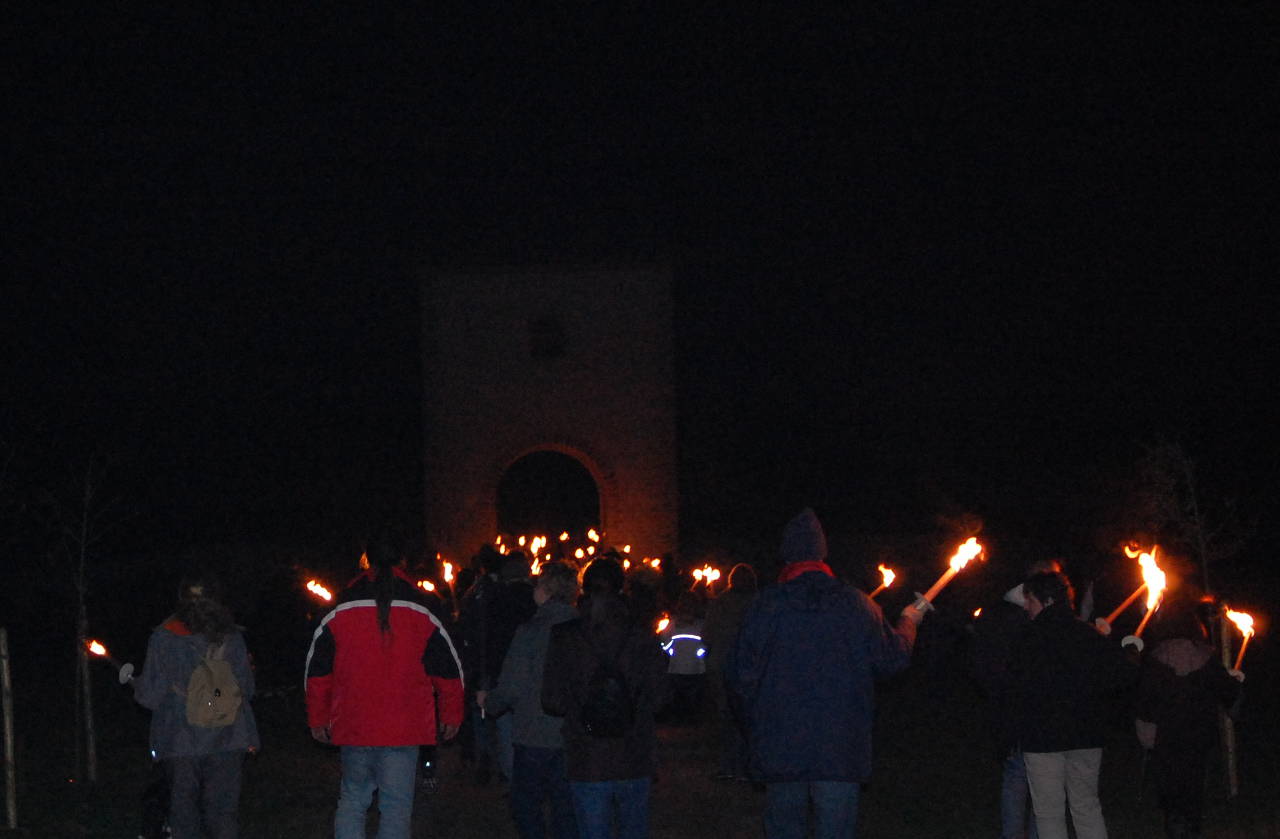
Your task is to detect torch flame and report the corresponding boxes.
[1138,550,1167,611]
[559,532,569,541]
[359,551,369,570]
[1226,608,1255,639]
[531,556,543,576]
[623,544,631,554]
[306,580,333,602]
[656,615,670,634]
[973,608,983,618]
[418,579,436,593]
[948,537,983,571]
[442,561,455,584]
[877,564,896,588]
[574,548,585,559]
[587,528,600,543]
[649,558,661,570]
[86,640,107,656]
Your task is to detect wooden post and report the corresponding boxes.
[77,631,97,784]
[1220,611,1239,798]
[1,628,17,830]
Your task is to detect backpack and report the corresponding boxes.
[580,633,636,738]
[185,642,242,728]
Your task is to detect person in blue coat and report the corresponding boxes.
[728,508,928,839]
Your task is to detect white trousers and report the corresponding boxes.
[1023,748,1107,839]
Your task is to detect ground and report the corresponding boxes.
[10,654,1279,838]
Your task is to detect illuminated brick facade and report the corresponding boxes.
[423,268,678,563]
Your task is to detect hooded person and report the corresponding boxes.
[727,508,929,839]
[132,571,260,839]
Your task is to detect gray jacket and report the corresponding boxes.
[132,618,260,759]
[486,599,577,749]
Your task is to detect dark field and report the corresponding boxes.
[10,647,1279,839]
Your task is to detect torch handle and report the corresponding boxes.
[1104,584,1147,625]
[921,568,958,603]
[1234,636,1250,671]
[868,584,887,599]
[1134,604,1158,638]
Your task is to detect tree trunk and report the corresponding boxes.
[1219,611,1239,798]
[1,628,18,829]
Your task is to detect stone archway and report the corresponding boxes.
[496,449,600,537]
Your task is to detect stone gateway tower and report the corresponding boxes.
[422,268,678,565]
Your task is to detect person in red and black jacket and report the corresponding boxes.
[305,535,464,839]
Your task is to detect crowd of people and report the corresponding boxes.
[128,508,1246,839]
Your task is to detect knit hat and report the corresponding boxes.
[780,507,828,564]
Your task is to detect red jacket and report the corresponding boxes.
[305,568,464,746]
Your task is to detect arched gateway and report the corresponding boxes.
[422,268,678,565]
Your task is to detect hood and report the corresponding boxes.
[781,507,827,564]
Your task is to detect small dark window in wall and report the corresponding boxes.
[529,315,567,359]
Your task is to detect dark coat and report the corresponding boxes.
[727,570,915,783]
[1010,601,1133,753]
[541,592,669,781]
[970,597,1032,754]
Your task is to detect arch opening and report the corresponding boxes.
[496,450,600,538]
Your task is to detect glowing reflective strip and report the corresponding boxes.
[661,633,704,652]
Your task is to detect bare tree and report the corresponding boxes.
[42,455,128,784]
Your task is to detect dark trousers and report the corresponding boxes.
[510,744,577,839]
[164,751,244,839]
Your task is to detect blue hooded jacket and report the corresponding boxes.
[727,509,914,782]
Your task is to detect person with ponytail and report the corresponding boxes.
[132,571,260,839]
[305,534,465,839]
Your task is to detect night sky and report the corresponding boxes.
[6,4,1279,588]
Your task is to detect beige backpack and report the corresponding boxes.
[185,642,242,727]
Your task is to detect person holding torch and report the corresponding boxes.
[131,570,259,839]
[1134,597,1243,839]
[727,508,930,839]
[1011,572,1135,839]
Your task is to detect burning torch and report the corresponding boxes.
[1104,546,1164,625]
[869,564,896,599]
[920,538,984,603]
[85,639,135,685]
[1225,608,1255,671]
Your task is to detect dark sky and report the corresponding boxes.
[6,4,1278,565]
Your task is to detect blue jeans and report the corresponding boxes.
[335,745,419,839]
[510,745,577,839]
[165,751,243,839]
[570,777,650,839]
[764,781,860,839]
[1002,748,1038,839]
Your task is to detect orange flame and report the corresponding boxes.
[623,559,631,570]
[86,640,107,656]
[306,580,333,602]
[359,551,369,570]
[587,529,600,543]
[559,532,570,541]
[649,558,662,570]
[574,548,585,559]
[948,538,983,571]
[531,556,543,576]
[442,561,455,584]
[656,614,670,634]
[623,544,632,554]
[877,564,896,588]
[1137,549,1167,611]
[973,608,983,618]
[418,579,436,593]
[1226,608,1255,639]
